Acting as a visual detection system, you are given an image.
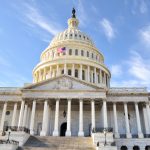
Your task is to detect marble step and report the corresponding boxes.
[20,136,95,150]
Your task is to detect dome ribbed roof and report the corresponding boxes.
[49,17,95,47]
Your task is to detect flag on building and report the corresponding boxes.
[57,47,66,53]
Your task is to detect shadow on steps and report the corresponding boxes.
[22,136,57,149]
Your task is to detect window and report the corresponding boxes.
[98,74,100,83]
[79,35,81,38]
[96,55,97,60]
[69,49,72,55]
[92,53,94,59]
[81,50,84,56]
[61,69,64,74]
[87,51,89,57]
[93,73,95,83]
[75,49,78,55]
[68,69,71,75]
[82,70,85,80]
[83,36,85,39]
[75,34,77,37]
[75,69,78,78]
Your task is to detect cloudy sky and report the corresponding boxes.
[0,0,150,90]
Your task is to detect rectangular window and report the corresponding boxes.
[68,69,71,75]
[69,49,72,55]
[75,69,78,77]
[87,51,89,57]
[81,50,84,56]
[75,49,78,55]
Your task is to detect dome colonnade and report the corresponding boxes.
[33,12,111,88]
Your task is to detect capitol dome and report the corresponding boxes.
[32,9,111,89]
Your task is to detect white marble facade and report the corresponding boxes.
[0,9,150,150]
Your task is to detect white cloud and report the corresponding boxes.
[139,25,150,48]
[110,50,150,90]
[110,65,123,77]
[23,4,62,36]
[100,18,116,41]
[127,51,150,82]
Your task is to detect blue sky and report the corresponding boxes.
[0,0,150,90]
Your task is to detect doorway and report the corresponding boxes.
[60,122,67,136]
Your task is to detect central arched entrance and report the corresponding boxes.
[60,122,67,136]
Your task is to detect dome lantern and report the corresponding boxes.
[68,8,79,29]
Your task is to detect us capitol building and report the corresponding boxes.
[0,9,150,150]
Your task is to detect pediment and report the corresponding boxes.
[22,75,102,91]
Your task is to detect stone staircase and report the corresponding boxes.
[18,136,96,150]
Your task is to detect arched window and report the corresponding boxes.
[68,69,71,76]
[145,146,150,150]
[75,69,78,78]
[69,49,72,55]
[121,146,128,150]
[81,50,84,56]
[75,49,78,55]
[87,51,89,57]
[82,70,85,80]
[133,146,140,150]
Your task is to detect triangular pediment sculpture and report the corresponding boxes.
[22,75,102,91]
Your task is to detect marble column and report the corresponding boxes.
[40,100,48,136]
[23,104,28,127]
[30,100,36,135]
[56,65,59,76]
[11,103,17,127]
[100,69,102,84]
[64,64,67,74]
[43,68,46,80]
[72,64,75,77]
[26,107,31,128]
[53,99,60,136]
[18,100,25,128]
[94,67,97,84]
[66,99,71,136]
[87,66,90,82]
[135,102,143,138]
[0,102,7,134]
[91,100,95,130]
[49,66,52,78]
[146,102,150,131]
[113,103,120,138]
[124,103,132,138]
[80,64,82,80]
[143,106,150,134]
[78,99,84,136]
[103,100,108,128]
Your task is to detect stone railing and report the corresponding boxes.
[0,139,19,145]
[109,87,147,93]
[5,126,30,134]
[92,127,113,133]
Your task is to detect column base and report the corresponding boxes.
[65,130,71,136]
[138,133,144,138]
[126,133,132,138]
[53,130,59,136]
[30,130,34,135]
[40,131,47,136]
[114,133,120,138]
[78,131,84,137]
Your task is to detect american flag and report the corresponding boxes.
[57,47,66,53]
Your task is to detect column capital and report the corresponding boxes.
[79,98,83,102]
[67,98,72,101]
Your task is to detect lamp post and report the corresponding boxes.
[6,128,11,143]
[103,128,107,146]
